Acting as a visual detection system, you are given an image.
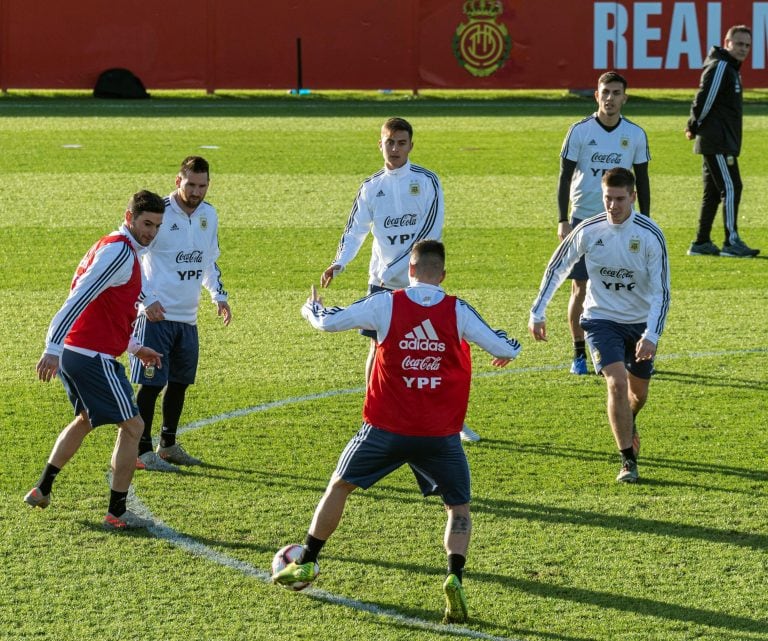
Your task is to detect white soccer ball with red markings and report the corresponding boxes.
[271,544,319,591]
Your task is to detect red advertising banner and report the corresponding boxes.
[0,1,765,91]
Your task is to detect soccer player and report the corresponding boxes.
[130,156,231,471]
[25,191,165,529]
[685,25,759,258]
[274,240,522,623]
[320,117,480,443]
[530,168,670,483]
[557,71,651,375]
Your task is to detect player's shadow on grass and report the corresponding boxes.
[480,440,768,483]
[472,497,768,551]
[469,570,768,635]
[324,553,766,635]
[655,368,768,390]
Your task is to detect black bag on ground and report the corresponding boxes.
[93,68,150,99]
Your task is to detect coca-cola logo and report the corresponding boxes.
[384,213,417,228]
[176,250,203,263]
[402,355,442,371]
[599,267,634,279]
[590,152,622,164]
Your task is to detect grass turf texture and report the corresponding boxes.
[1,91,767,641]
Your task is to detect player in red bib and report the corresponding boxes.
[273,240,521,624]
[24,191,165,530]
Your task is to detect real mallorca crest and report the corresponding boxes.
[453,0,512,78]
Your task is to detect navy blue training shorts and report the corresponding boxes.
[130,315,199,386]
[580,318,654,379]
[334,422,471,506]
[59,348,139,427]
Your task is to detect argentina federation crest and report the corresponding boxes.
[409,181,420,196]
[200,217,208,230]
[453,0,512,78]
[629,237,641,253]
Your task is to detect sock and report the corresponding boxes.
[136,385,162,455]
[573,340,586,359]
[300,534,326,564]
[447,553,466,583]
[159,426,176,449]
[37,463,61,496]
[108,490,129,517]
[620,447,636,463]
[159,382,188,448]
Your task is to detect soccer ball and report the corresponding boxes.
[271,544,319,591]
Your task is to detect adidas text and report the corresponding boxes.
[399,338,446,352]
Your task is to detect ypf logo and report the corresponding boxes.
[453,0,512,78]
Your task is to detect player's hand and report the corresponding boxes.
[557,221,572,241]
[308,285,324,308]
[217,301,232,326]
[136,346,163,368]
[635,337,656,361]
[36,352,59,382]
[491,357,512,368]
[320,264,341,288]
[529,321,547,342]
[144,301,166,322]
[684,128,694,140]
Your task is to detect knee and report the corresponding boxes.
[120,415,145,441]
[328,474,357,496]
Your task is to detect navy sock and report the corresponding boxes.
[573,340,586,359]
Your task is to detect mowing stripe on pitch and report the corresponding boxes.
[177,347,768,436]
[130,346,765,639]
[124,487,518,641]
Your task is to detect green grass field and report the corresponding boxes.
[1,92,766,641]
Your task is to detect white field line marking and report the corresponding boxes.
[125,491,517,641]
[128,346,765,639]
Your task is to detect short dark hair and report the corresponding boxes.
[179,155,210,178]
[602,167,635,192]
[410,239,445,274]
[128,190,165,216]
[726,25,751,40]
[382,117,413,140]
[598,71,628,90]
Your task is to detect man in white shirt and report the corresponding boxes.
[557,72,651,375]
[531,168,670,483]
[319,118,480,443]
[130,157,232,470]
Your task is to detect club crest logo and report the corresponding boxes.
[621,137,630,149]
[629,237,641,253]
[409,182,420,196]
[453,0,512,78]
[200,217,208,230]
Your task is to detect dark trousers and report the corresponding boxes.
[696,153,742,244]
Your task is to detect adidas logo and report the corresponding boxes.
[399,319,446,352]
[170,223,180,231]
[588,139,598,146]
[595,238,604,246]
[376,190,385,197]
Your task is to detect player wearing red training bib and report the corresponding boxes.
[274,240,521,624]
